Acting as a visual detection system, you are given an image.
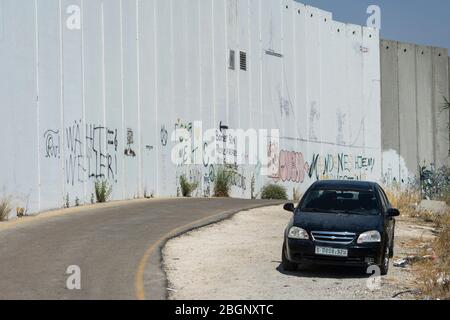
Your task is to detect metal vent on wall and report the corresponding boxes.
[240,51,247,71]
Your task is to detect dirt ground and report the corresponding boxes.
[163,206,436,300]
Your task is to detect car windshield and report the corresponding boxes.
[300,188,380,215]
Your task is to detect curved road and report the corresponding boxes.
[0,198,281,300]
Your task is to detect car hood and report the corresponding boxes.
[293,211,382,233]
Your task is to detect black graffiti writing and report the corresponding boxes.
[65,121,85,186]
[107,129,118,152]
[355,156,375,171]
[46,121,120,186]
[124,128,136,157]
[160,125,168,147]
[86,124,118,181]
[44,129,60,159]
[219,121,229,132]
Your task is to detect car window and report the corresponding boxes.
[300,188,381,215]
[379,188,391,207]
[377,187,390,212]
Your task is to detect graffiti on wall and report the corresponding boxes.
[172,119,250,195]
[44,121,121,186]
[273,149,376,183]
[174,119,201,166]
[160,125,168,147]
[65,120,84,186]
[279,150,308,183]
[124,128,136,157]
[267,141,279,178]
[215,122,238,166]
[44,129,61,159]
[85,123,118,183]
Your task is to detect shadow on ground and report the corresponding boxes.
[275,262,369,279]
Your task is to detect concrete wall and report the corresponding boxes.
[0,0,381,215]
[380,40,449,184]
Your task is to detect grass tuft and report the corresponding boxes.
[214,167,233,198]
[179,175,198,198]
[94,179,113,203]
[261,184,288,200]
[0,197,12,222]
[385,187,421,216]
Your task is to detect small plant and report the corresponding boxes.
[179,175,198,197]
[65,194,70,208]
[419,165,450,201]
[214,167,233,198]
[261,184,288,200]
[75,197,81,207]
[0,198,12,222]
[443,185,450,206]
[250,175,256,199]
[144,188,154,199]
[94,179,113,203]
[444,96,450,109]
[16,207,26,218]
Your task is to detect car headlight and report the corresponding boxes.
[288,227,309,240]
[357,231,381,244]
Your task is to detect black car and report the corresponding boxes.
[282,180,399,275]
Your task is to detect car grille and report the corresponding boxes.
[311,231,356,244]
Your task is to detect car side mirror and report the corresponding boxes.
[283,203,295,213]
[387,208,400,217]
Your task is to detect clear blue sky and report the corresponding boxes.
[300,0,450,50]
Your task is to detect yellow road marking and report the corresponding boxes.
[134,210,240,300]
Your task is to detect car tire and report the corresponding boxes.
[379,245,390,276]
[390,230,395,258]
[282,242,297,272]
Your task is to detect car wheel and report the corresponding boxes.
[379,245,390,276]
[282,242,297,272]
[390,231,395,258]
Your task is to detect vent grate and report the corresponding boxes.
[240,51,247,71]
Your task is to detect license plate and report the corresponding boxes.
[315,246,348,257]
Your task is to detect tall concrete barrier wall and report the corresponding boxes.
[380,40,449,184]
[0,0,381,215]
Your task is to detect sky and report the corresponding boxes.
[299,0,450,50]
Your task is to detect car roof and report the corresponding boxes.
[310,180,379,191]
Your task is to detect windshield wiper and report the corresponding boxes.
[333,210,369,215]
[302,208,344,214]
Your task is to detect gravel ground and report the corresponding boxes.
[163,206,435,300]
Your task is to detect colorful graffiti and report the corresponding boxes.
[273,150,376,184]
[279,151,308,183]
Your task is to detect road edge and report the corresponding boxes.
[135,200,285,300]
[0,197,181,232]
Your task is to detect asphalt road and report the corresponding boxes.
[0,198,282,300]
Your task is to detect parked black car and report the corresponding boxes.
[282,180,399,275]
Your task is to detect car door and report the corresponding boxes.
[377,187,395,249]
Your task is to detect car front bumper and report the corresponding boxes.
[286,238,383,267]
